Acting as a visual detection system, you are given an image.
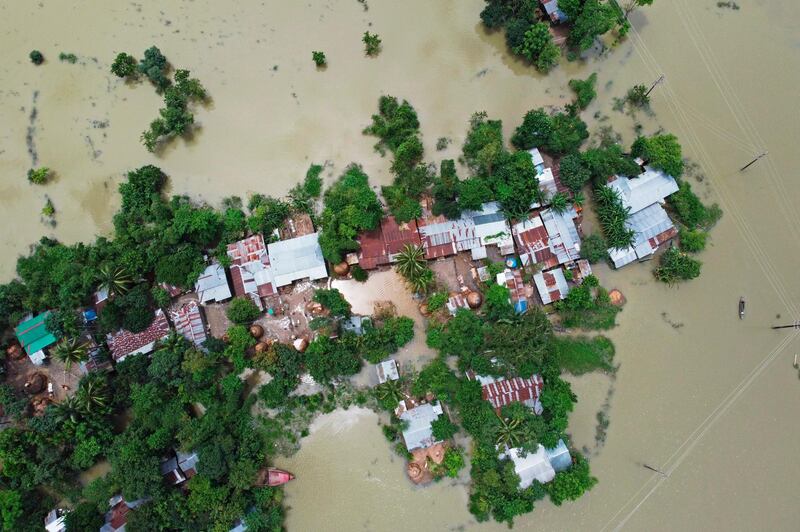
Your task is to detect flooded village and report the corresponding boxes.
[1,1,800,531]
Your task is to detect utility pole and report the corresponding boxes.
[740,151,768,172]
[645,75,665,98]
[771,320,800,330]
[643,464,668,478]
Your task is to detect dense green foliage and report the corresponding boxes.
[551,335,615,374]
[556,275,621,330]
[654,247,701,284]
[668,181,721,230]
[312,50,327,66]
[363,32,382,55]
[59,52,78,64]
[580,233,609,264]
[313,288,352,318]
[137,46,170,92]
[29,50,44,65]
[568,73,598,109]
[513,22,560,72]
[631,133,684,177]
[141,69,208,152]
[559,153,591,193]
[567,0,620,51]
[626,84,650,106]
[111,52,138,78]
[678,227,707,253]
[27,167,50,185]
[581,144,641,183]
[511,108,588,155]
[318,165,383,263]
[226,297,261,325]
[594,185,634,249]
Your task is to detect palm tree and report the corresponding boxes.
[494,414,526,449]
[52,338,89,371]
[407,268,434,295]
[572,191,585,208]
[77,374,111,414]
[549,192,570,214]
[52,396,83,426]
[395,245,427,280]
[96,264,133,296]
[375,379,405,405]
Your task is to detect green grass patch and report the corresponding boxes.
[552,336,615,375]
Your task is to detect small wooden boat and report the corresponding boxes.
[254,467,295,487]
[739,297,745,319]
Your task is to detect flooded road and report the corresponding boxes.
[2,0,800,531]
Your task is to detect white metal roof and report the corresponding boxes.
[533,267,570,305]
[195,263,232,304]
[400,402,443,451]
[608,202,675,268]
[377,359,400,384]
[267,232,328,288]
[501,445,556,488]
[609,166,679,215]
[540,207,581,264]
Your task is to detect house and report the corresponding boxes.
[400,401,444,452]
[471,373,544,414]
[500,439,572,489]
[107,309,171,362]
[170,301,207,346]
[377,359,400,384]
[496,269,529,314]
[267,232,328,288]
[533,268,570,305]
[417,202,514,261]
[566,259,593,284]
[541,0,568,23]
[100,496,148,532]
[446,292,470,316]
[78,338,113,373]
[161,450,199,485]
[227,235,276,309]
[606,167,680,268]
[44,509,67,532]
[14,312,58,365]
[342,315,369,336]
[195,263,232,304]
[513,208,581,269]
[357,216,423,270]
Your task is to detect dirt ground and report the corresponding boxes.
[202,302,232,339]
[429,255,481,294]
[3,352,79,417]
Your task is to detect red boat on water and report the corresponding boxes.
[255,467,295,487]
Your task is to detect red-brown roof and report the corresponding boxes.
[514,215,559,269]
[170,301,206,346]
[107,310,170,361]
[357,216,423,270]
[227,234,268,266]
[109,499,131,530]
[482,375,544,410]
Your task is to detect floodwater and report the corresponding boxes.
[2,0,800,530]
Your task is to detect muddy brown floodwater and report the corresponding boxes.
[2,0,800,530]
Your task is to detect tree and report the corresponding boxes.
[668,181,721,230]
[626,84,650,106]
[27,167,50,185]
[568,0,619,51]
[155,245,205,288]
[52,338,89,371]
[631,133,684,177]
[654,247,701,284]
[0,489,22,530]
[77,373,112,414]
[513,23,560,73]
[621,0,655,18]
[511,109,552,151]
[29,50,44,65]
[312,51,326,66]
[138,46,170,92]
[64,502,105,531]
[458,178,493,212]
[431,416,459,441]
[494,415,525,449]
[491,151,540,218]
[111,52,138,78]
[678,227,707,253]
[581,144,641,182]
[580,233,608,264]
[226,297,261,325]
[432,159,462,219]
[247,195,290,236]
[318,165,383,263]
[313,288,352,318]
[484,283,514,321]
[395,244,427,281]
[568,73,598,109]
[559,153,591,193]
[545,111,588,154]
[504,18,531,51]
[97,264,134,296]
[463,112,504,174]
[439,309,485,364]
[363,32,382,55]
[546,454,597,505]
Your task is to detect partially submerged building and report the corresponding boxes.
[357,216,422,270]
[227,235,276,309]
[14,312,58,365]
[195,263,232,304]
[606,166,680,268]
[471,373,545,415]
[418,202,514,261]
[377,359,400,384]
[170,301,207,347]
[399,401,444,452]
[107,309,171,362]
[267,232,328,288]
[533,268,570,305]
[541,0,569,24]
[500,439,572,488]
[513,207,581,269]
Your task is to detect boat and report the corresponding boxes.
[254,467,295,487]
[739,297,745,319]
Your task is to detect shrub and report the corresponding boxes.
[59,52,78,63]
[27,167,50,185]
[668,181,722,230]
[111,52,138,78]
[431,416,459,441]
[568,73,598,109]
[226,297,261,325]
[29,50,44,65]
[351,265,368,282]
[312,51,327,66]
[442,447,466,478]
[654,247,701,284]
[426,292,448,312]
[594,185,634,249]
[627,84,650,106]
[363,32,382,55]
[580,233,608,264]
[631,134,684,177]
[678,227,707,253]
[313,288,351,318]
[559,154,591,193]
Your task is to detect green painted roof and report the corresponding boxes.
[14,312,58,356]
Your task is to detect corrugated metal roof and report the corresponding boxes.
[533,268,570,305]
[400,402,443,451]
[501,445,556,488]
[195,263,232,303]
[170,301,207,346]
[15,312,57,356]
[227,234,268,266]
[107,310,171,361]
[267,232,328,287]
[482,375,544,411]
[609,166,679,215]
[546,439,572,473]
[540,208,581,265]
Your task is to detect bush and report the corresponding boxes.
[679,227,707,253]
[668,181,722,230]
[313,288,351,318]
[29,50,44,65]
[546,453,597,506]
[631,134,684,177]
[59,52,78,63]
[559,154,591,193]
[442,447,466,478]
[431,416,459,441]
[568,73,597,109]
[654,247,701,284]
[351,265,368,282]
[226,297,261,325]
[580,233,608,264]
[426,292,448,312]
[363,32,382,55]
[312,51,326,66]
[111,52,138,78]
[27,167,50,185]
[627,84,650,106]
